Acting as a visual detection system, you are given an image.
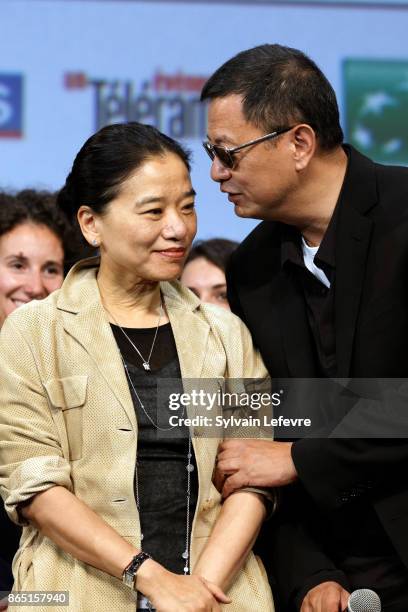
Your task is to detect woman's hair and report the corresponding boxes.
[0,189,93,274]
[185,238,239,273]
[57,122,191,220]
[0,189,70,246]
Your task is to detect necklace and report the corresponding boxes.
[109,299,163,371]
[120,353,194,585]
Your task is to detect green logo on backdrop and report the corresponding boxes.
[344,59,408,165]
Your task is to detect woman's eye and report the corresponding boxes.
[145,209,162,216]
[9,260,24,270]
[216,292,228,302]
[45,266,61,276]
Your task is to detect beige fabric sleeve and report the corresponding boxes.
[224,316,278,514]
[0,317,72,525]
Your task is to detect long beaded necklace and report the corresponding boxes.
[121,357,194,574]
[105,300,195,575]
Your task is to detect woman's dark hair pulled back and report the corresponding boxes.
[57,122,191,220]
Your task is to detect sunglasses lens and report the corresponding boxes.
[213,146,233,168]
[202,142,233,168]
[203,142,215,161]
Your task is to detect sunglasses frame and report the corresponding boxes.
[202,126,295,169]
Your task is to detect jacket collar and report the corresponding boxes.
[56,258,209,427]
[56,256,202,315]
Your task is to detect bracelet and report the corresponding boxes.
[122,552,152,589]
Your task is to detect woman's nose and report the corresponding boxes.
[24,271,48,299]
[162,215,188,240]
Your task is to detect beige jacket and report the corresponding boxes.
[0,258,274,612]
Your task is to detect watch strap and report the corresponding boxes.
[122,552,152,589]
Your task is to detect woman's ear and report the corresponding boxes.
[77,206,100,248]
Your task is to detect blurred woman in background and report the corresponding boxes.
[181,238,238,310]
[0,189,74,597]
[0,190,68,328]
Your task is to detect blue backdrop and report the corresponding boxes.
[1,0,407,240]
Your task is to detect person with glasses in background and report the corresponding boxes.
[200,44,408,612]
[181,238,238,310]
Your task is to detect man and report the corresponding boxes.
[201,44,408,611]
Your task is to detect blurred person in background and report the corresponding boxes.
[0,189,74,597]
[181,238,238,310]
[0,123,274,612]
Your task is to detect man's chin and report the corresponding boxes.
[233,204,263,220]
[233,203,250,217]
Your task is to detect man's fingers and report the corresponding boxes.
[212,467,226,493]
[216,458,240,474]
[222,472,248,498]
[340,589,350,611]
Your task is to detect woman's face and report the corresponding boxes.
[181,257,230,310]
[94,153,197,282]
[0,222,64,326]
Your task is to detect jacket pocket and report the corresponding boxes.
[44,376,88,461]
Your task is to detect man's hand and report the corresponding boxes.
[215,439,297,497]
[300,581,350,612]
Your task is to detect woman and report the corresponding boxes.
[181,238,238,310]
[0,123,274,612]
[0,189,71,597]
[0,190,68,327]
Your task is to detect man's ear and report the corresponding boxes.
[77,205,101,247]
[290,124,316,171]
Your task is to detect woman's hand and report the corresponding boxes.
[136,559,231,611]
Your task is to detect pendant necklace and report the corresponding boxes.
[105,297,163,372]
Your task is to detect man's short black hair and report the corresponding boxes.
[201,44,343,151]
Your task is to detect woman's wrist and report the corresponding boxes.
[134,558,167,595]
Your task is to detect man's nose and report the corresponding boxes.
[210,157,232,182]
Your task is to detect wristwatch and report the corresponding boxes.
[122,552,152,589]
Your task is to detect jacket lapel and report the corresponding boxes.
[60,286,137,429]
[335,146,377,377]
[163,283,210,379]
[277,269,318,377]
[335,207,373,377]
[238,235,316,377]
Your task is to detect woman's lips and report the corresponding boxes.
[11,299,29,308]
[156,248,186,260]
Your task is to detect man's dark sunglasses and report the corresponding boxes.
[202,126,295,169]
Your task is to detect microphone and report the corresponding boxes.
[347,589,381,612]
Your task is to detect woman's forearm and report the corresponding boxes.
[193,490,266,591]
[21,486,230,610]
[21,485,139,579]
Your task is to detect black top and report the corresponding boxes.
[111,322,198,574]
[281,209,337,378]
